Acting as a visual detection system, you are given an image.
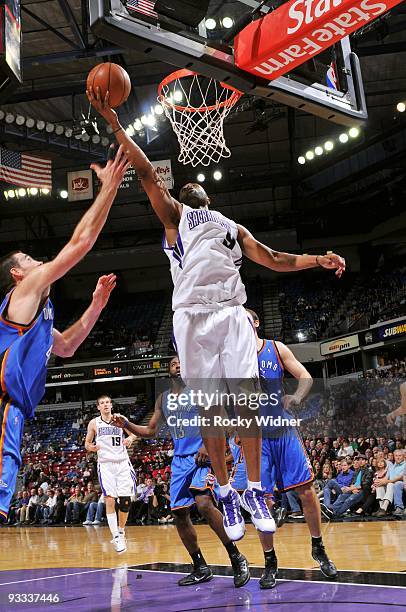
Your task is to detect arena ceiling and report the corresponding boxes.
[0,0,406,266]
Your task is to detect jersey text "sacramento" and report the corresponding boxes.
[187,209,230,232]
[98,426,122,436]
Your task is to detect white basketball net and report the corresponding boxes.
[158,70,242,167]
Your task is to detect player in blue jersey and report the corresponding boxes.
[0,147,130,520]
[245,309,337,588]
[112,355,250,588]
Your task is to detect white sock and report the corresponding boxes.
[219,483,232,497]
[107,513,119,539]
[118,527,125,536]
[247,481,262,491]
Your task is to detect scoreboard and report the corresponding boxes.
[0,0,22,101]
[46,357,173,386]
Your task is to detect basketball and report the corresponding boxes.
[86,63,131,108]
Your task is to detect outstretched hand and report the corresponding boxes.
[87,86,118,126]
[318,253,346,278]
[111,413,129,429]
[92,273,116,310]
[90,144,131,190]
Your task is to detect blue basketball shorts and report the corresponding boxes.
[261,430,314,495]
[0,397,25,521]
[170,454,219,510]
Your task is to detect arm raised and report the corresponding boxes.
[87,87,181,229]
[237,224,346,277]
[112,394,164,439]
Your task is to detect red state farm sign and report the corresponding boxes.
[235,0,403,80]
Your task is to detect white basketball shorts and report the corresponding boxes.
[173,304,258,382]
[97,460,136,498]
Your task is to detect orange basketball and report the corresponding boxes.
[86,63,131,108]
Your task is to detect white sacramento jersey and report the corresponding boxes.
[95,417,129,464]
[163,203,246,310]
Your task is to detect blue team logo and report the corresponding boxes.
[0,480,8,488]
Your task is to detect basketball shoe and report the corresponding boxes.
[240,489,276,533]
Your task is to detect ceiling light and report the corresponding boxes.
[305,150,314,160]
[26,117,35,128]
[173,90,183,103]
[36,120,45,130]
[396,102,406,113]
[101,137,109,146]
[298,156,306,165]
[324,140,334,151]
[64,127,73,137]
[55,125,64,136]
[125,125,135,137]
[348,127,360,138]
[145,114,156,127]
[60,190,68,199]
[45,122,55,133]
[154,104,164,116]
[205,18,217,30]
[0,110,4,120]
[81,132,90,142]
[92,134,101,144]
[29,187,38,196]
[16,115,25,126]
[314,146,323,156]
[141,115,148,125]
[18,188,26,197]
[133,118,143,131]
[221,16,234,28]
[41,188,50,195]
[7,189,15,198]
[5,113,15,124]
[197,173,205,182]
[213,169,222,180]
[339,133,349,143]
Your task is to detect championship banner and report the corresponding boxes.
[320,334,359,356]
[235,0,403,80]
[67,169,93,201]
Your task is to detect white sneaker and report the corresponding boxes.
[219,488,245,541]
[92,520,103,525]
[240,488,276,533]
[114,535,127,553]
[82,520,92,525]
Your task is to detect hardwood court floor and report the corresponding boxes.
[1,521,405,573]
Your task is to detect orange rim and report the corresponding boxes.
[157,68,243,113]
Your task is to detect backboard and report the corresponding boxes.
[89,0,367,126]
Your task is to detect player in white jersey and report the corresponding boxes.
[85,395,136,553]
[89,88,346,542]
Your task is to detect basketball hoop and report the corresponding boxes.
[157,69,243,167]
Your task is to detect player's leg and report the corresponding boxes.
[277,432,337,578]
[173,310,245,540]
[191,470,250,588]
[173,506,213,585]
[255,439,278,589]
[116,460,137,547]
[222,307,275,534]
[98,463,125,553]
[170,455,213,585]
[0,402,25,522]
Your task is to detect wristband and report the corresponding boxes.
[112,126,122,134]
[316,255,323,267]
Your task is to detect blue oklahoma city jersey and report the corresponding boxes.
[0,291,54,419]
[161,389,203,456]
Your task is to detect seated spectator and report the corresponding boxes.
[83,493,106,525]
[7,492,23,524]
[77,483,98,522]
[65,485,84,524]
[326,456,373,517]
[32,487,48,524]
[337,439,355,458]
[14,491,30,525]
[133,477,155,524]
[54,487,69,524]
[42,489,57,524]
[373,449,405,517]
[153,483,173,524]
[322,459,354,509]
[26,488,39,524]
[356,458,387,516]
[286,489,303,519]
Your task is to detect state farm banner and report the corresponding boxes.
[320,334,359,356]
[235,0,403,80]
[67,169,93,202]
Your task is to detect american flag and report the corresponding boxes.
[126,0,157,19]
[0,146,52,189]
